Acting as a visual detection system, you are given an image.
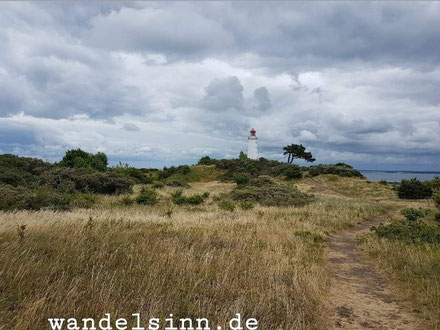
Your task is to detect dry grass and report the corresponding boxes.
[297,175,396,201]
[359,230,440,328]
[0,180,387,330]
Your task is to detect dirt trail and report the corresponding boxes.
[324,210,425,329]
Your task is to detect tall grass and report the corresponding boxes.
[0,182,386,329]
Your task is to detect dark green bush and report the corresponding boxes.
[433,189,440,209]
[401,208,428,222]
[136,187,158,205]
[397,178,432,199]
[233,173,250,185]
[308,164,364,178]
[434,213,440,223]
[58,149,108,172]
[284,165,302,180]
[371,220,440,244]
[112,162,151,184]
[0,184,95,211]
[40,168,134,195]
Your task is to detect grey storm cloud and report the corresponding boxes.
[0,2,440,170]
[201,76,244,112]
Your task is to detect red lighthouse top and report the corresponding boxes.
[250,128,256,134]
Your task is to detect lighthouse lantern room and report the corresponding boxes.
[247,128,258,160]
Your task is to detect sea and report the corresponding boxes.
[360,170,440,183]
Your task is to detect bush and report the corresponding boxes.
[230,175,313,207]
[284,165,302,180]
[239,201,254,210]
[379,180,388,185]
[401,208,428,222]
[136,187,158,205]
[40,168,134,195]
[371,220,440,244]
[112,162,151,184]
[59,149,108,172]
[0,184,95,211]
[434,213,440,223]
[433,189,440,209]
[171,190,206,205]
[308,164,364,178]
[233,173,250,185]
[217,199,236,212]
[397,178,432,199]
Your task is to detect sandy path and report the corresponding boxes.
[324,211,425,329]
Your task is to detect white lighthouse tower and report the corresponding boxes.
[247,128,258,160]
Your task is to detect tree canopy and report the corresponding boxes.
[283,144,316,164]
[59,149,108,172]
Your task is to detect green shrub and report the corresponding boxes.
[0,184,96,211]
[217,199,236,212]
[239,201,254,210]
[284,165,302,180]
[434,213,440,223]
[401,208,427,222]
[112,162,151,184]
[136,187,158,205]
[233,173,250,185]
[171,190,205,205]
[58,149,108,172]
[433,189,440,209]
[39,168,134,195]
[308,164,364,178]
[397,178,432,199]
[379,180,388,185]
[371,220,440,244]
[230,175,313,207]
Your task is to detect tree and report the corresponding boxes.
[238,151,248,161]
[283,144,315,164]
[59,149,108,172]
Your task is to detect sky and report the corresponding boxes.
[0,2,439,170]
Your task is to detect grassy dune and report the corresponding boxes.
[0,180,386,330]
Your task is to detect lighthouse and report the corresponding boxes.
[247,128,258,160]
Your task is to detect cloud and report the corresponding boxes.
[0,2,440,170]
[252,87,272,112]
[201,76,244,112]
[122,122,140,131]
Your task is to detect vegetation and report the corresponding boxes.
[171,189,207,205]
[136,187,158,205]
[397,178,433,199]
[283,144,316,164]
[0,178,385,329]
[284,164,302,180]
[230,175,314,207]
[307,163,364,178]
[58,148,108,172]
[2,150,440,328]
